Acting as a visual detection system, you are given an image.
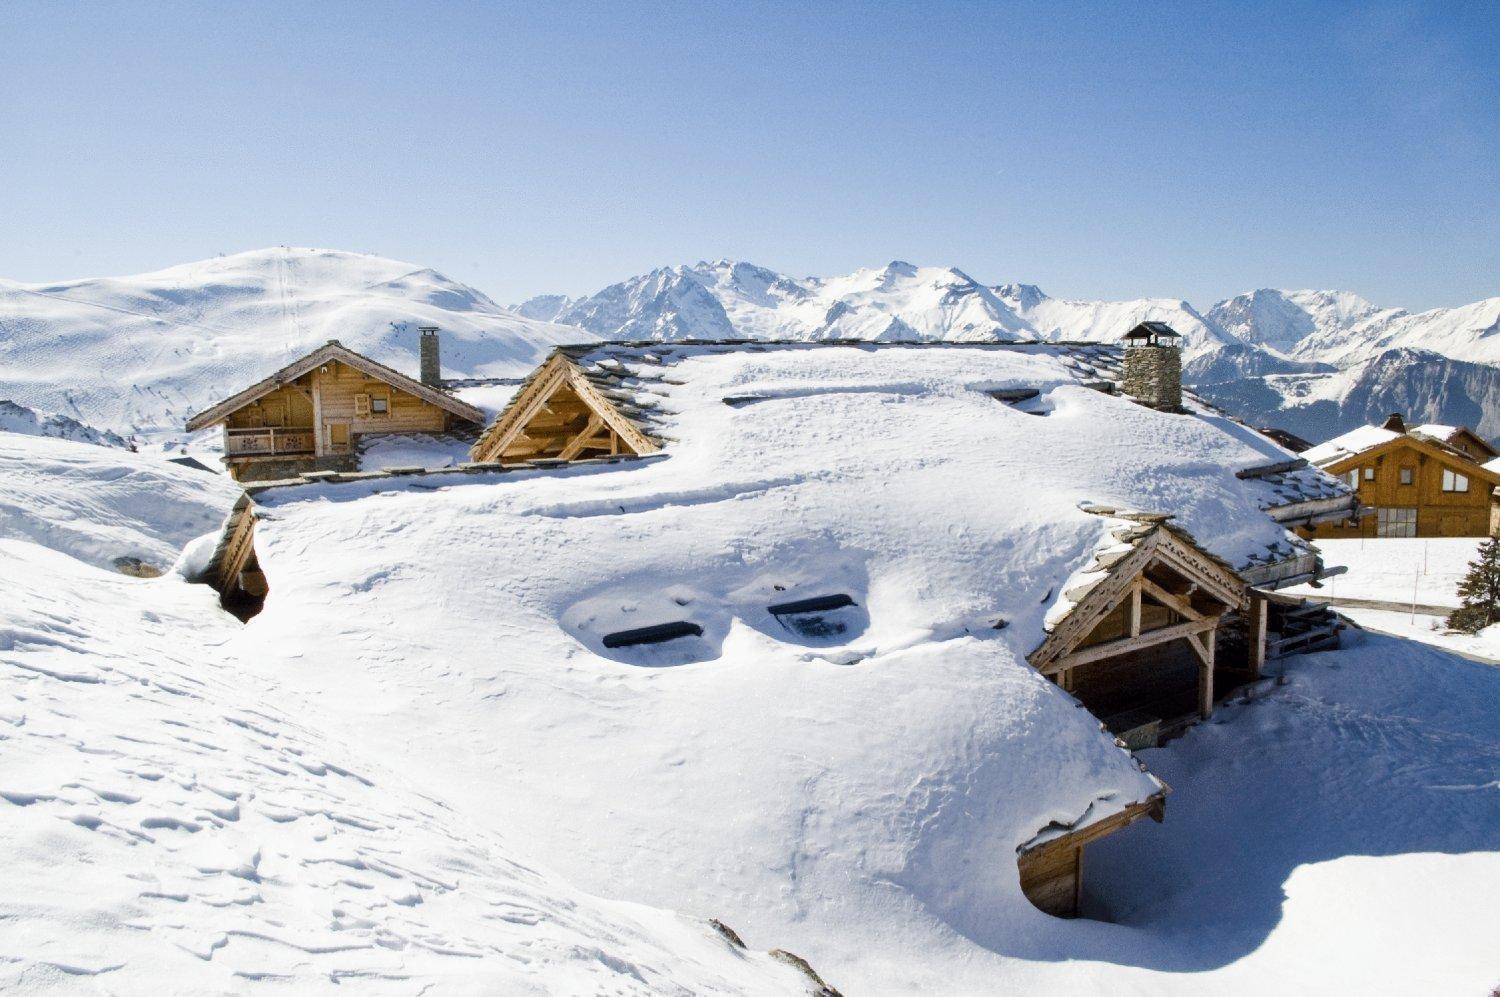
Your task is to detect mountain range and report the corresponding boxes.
[1,248,1495,450]
[521,261,1500,442]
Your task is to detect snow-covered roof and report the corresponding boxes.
[1411,423,1460,441]
[1306,419,1499,473]
[216,341,1364,964]
[1303,424,1402,466]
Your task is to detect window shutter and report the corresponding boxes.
[355,393,370,418]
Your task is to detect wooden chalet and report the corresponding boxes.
[186,339,485,482]
[1302,414,1500,538]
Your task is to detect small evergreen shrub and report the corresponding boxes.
[1448,538,1500,634]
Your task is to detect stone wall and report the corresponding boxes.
[1122,345,1183,412]
[232,454,357,483]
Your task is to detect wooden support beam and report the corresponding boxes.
[1128,581,1142,637]
[557,414,605,461]
[1139,576,1204,620]
[1184,632,1212,668]
[1197,632,1216,720]
[1248,592,1268,679]
[1045,615,1220,674]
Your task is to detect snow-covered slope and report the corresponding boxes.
[0,399,127,448]
[551,261,1237,355]
[0,248,591,451]
[4,346,1495,994]
[0,435,819,994]
[0,431,240,573]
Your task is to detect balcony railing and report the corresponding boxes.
[225,426,316,457]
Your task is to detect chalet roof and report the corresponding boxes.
[1305,420,1500,474]
[465,339,1346,585]
[184,340,485,432]
[1411,424,1499,459]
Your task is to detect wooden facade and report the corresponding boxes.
[186,341,484,481]
[1305,434,1500,539]
[470,353,659,465]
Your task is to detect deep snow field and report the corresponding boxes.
[2,342,1498,995]
[1286,537,1500,661]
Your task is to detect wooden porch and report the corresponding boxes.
[224,426,317,457]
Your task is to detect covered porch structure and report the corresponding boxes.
[1030,520,1267,747]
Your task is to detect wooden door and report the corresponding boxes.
[328,423,350,452]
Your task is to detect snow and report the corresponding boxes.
[1,349,1495,993]
[1286,537,1478,608]
[0,248,591,451]
[1301,424,1400,466]
[0,541,813,994]
[224,344,1382,993]
[357,433,478,472]
[1336,607,1500,661]
[0,399,127,448]
[1087,630,1499,994]
[555,260,1237,357]
[0,430,241,573]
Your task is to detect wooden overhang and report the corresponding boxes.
[198,493,265,614]
[468,351,661,464]
[1017,791,1168,918]
[184,341,485,432]
[1028,522,1252,721]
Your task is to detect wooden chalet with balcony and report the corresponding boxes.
[185,338,485,482]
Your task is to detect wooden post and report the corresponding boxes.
[312,377,325,456]
[1197,631,1215,720]
[1248,592,1268,679]
[1128,580,1142,637]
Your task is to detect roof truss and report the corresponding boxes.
[1029,525,1246,676]
[470,353,659,463]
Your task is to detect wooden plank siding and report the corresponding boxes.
[1307,436,1499,539]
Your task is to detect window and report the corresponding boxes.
[1376,507,1417,538]
[1442,468,1469,493]
[1363,466,1374,481]
[1399,466,1414,486]
[370,396,389,415]
[1346,469,1360,490]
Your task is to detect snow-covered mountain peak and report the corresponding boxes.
[0,247,589,448]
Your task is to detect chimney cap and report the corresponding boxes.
[418,325,439,334]
[1122,321,1182,346]
[1381,412,1407,433]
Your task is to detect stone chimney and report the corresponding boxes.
[419,326,441,387]
[1381,412,1406,433]
[1120,322,1183,412]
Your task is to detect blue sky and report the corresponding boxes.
[1,1,1495,310]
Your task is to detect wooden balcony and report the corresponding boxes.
[225,426,316,457]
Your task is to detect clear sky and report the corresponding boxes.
[2,1,1495,311]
